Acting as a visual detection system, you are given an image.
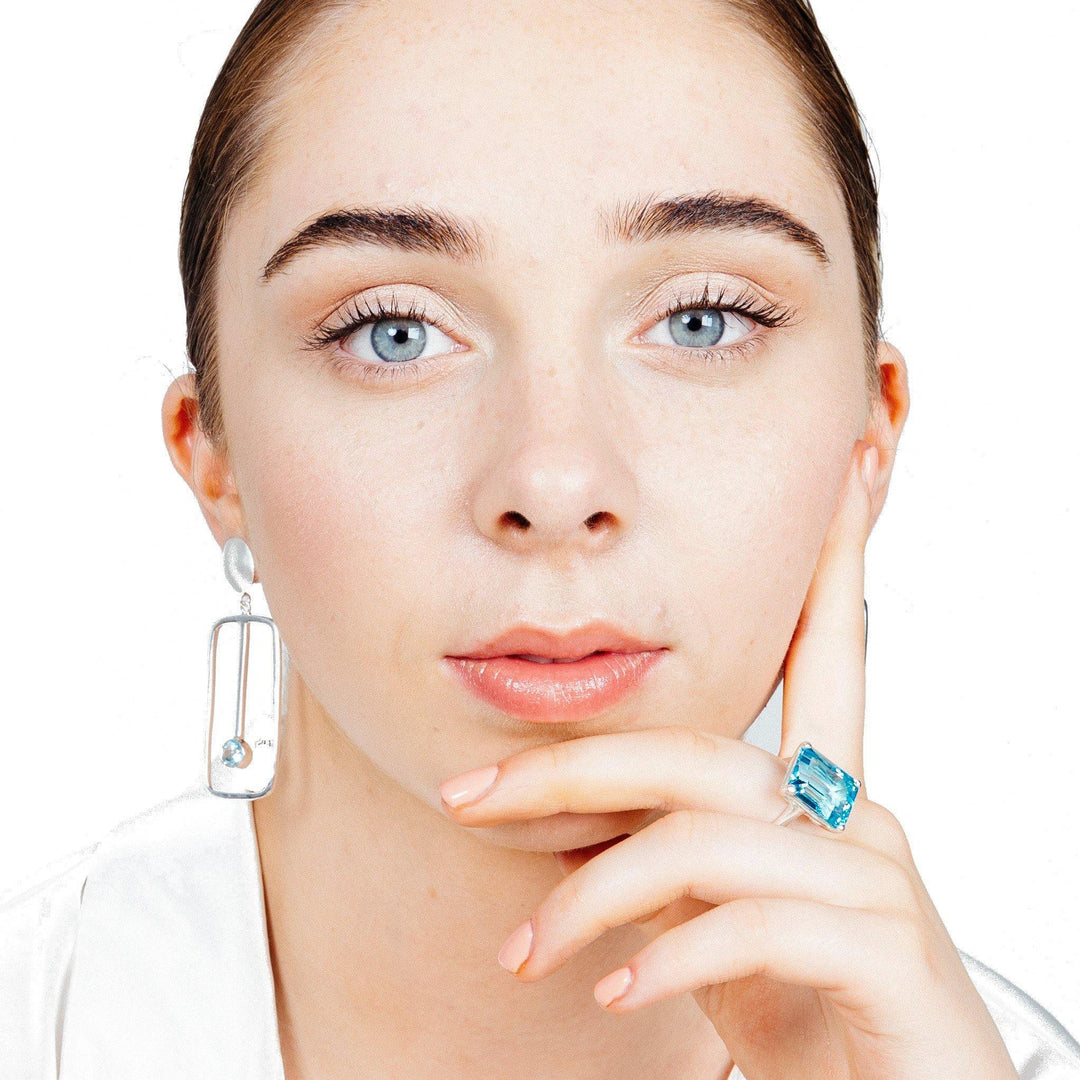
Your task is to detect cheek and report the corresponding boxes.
[233,411,446,728]
[654,395,852,725]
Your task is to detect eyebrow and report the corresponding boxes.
[259,189,830,281]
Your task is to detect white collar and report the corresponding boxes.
[59,783,285,1079]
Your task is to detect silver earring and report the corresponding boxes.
[204,536,283,799]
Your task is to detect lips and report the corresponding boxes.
[443,651,666,722]
[449,621,666,661]
[444,621,667,722]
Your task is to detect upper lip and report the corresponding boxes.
[447,620,667,660]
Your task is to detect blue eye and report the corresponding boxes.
[302,291,464,386]
[643,305,755,352]
[638,282,795,365]
[340,313,458,366]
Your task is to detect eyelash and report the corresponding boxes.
[301,282,796,387]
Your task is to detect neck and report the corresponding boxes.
[252,662,733,1080]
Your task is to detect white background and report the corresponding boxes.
[1,0,1077,1041]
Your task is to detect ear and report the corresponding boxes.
[861,340,910,531]
[161,373,247,551]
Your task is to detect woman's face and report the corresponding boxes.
[191,0,901,847]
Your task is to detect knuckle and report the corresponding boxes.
[732,896,771,951]
[530,740,581,799]
[868,851,920,911]
[548,865,592,924]
[669,723,722,759]
[873,801,907,840]
[868,802,915,862]
[658,807,710,846]
[847,910,929,996]
[892,910,937,976]
[537,740,571,772]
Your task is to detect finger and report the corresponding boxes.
[506,809,912,981]
[780,438,877,785]
[439,725,892,850]
[589,897,913,1017]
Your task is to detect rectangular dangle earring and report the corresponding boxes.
[205,536,283,799]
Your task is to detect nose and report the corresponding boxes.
[470,356,638,562]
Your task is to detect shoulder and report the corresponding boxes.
[0,782,226,919]
[0,840,99,1077]
[957,949,1080,1078]
[0,840,100,976]
[0,782,231,1077]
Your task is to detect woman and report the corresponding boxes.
[2,0,1078,1077]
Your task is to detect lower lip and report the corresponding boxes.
[442,649,667,722]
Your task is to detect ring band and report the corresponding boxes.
[771,741,862,832]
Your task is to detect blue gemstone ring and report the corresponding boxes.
[772,742,862,832]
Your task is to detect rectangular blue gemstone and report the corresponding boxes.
[783,744,860,830]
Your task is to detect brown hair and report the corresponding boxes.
[180,0,883,454]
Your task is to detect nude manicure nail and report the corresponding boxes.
[498,919,533,973]
[595,966,634,1007]
[440,765,499,808]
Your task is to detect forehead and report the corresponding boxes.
[235,0,847,276]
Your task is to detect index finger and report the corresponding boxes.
[780,439,878,788]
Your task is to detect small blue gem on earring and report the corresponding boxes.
[221,737,252,768]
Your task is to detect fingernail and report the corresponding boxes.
[860,444,879,492]
[440,765,499,808]
[498,918,534,973]
[594,966,634,1007]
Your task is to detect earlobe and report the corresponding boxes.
[160,373,246,546]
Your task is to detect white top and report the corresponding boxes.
[2,782,1078,1079]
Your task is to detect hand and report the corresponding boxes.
[438,439,1019,1080]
